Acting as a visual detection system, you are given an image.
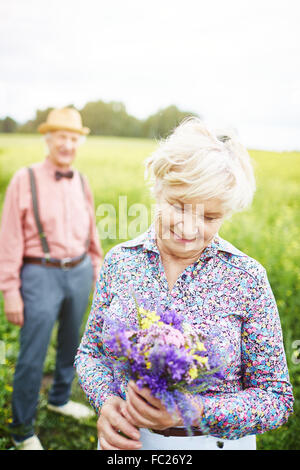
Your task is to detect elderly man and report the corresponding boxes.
[0,107,103,450]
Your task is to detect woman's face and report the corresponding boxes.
[156,188,225,260]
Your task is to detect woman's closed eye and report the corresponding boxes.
[173,204,184,213]
[167,199,219,222]
[174,207,216,221]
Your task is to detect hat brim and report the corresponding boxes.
[38,123,90,135]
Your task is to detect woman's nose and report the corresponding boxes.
[178,217,202,239]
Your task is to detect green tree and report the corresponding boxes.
[14,101,199,137]
[18,107,54,133]
[80,100,142,137]
[0,116,18,133]
[142,105,199,139]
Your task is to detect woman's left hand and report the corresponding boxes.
[121,380,183,430]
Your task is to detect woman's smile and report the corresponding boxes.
[170,229,198,243]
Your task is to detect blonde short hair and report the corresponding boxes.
[144,117,256,219]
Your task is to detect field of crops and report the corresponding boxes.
[0,134,299,450]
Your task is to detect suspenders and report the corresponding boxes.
[27,167,90,259]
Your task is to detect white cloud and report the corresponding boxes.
[0,0,299,149]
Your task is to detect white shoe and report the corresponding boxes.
[13,435,44,450]
[47,400,94,419]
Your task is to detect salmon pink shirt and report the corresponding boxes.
[0,157,103,300]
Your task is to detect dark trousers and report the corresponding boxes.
[10,255,93,441]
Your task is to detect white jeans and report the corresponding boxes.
[97,428,256,450]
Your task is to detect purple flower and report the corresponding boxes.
[158,307,184,332]
[104,297,225,436]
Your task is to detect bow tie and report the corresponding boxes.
[55,170,74,181]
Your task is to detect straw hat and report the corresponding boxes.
[38,108,90,135]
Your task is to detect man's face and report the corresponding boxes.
[45,130,82,168]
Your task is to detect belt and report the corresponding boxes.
[23,253,87,270]
[150,427,204,437]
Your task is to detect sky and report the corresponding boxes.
[0,0,299,150]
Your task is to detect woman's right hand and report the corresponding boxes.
[97,396,142,450]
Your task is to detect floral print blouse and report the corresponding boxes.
[75,224,294,440]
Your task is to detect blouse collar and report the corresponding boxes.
[123,223,246,261]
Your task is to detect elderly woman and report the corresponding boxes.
[75,118,293,450]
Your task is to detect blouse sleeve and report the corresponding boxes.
[74,254,120,415]
[200,267,294,439]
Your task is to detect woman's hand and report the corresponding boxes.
[121,381,183,430]
[97,396,142,450]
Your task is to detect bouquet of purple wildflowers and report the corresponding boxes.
[105,296,225,435]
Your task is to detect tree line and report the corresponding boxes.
[0,101,199,139]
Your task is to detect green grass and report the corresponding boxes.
[0,134,299,450]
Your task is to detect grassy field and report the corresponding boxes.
[0,134,299,450]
